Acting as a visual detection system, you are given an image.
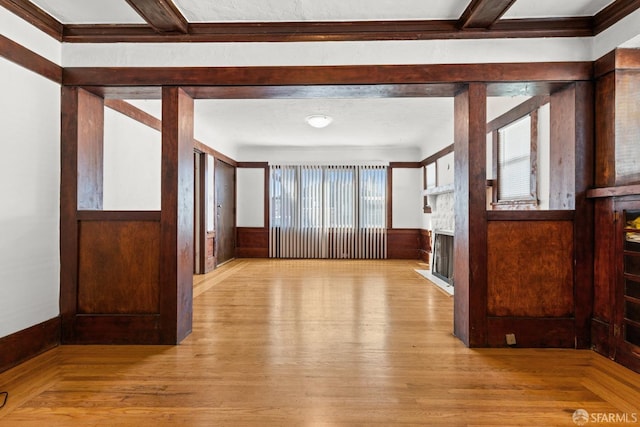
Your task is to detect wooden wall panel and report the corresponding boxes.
[418,229,432,264]
[595,72,616,187]
[387,229,420,259]
[76,89,104,210]
[205,232,216,271]
[487,317,575,348]
[236,227,269,258]
[615,71,640,185]
[550,85,576,210]
[78,220,160,314]
[487,221,574,317]
[593,198,615,323]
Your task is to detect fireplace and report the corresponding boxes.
[432,230,454,285]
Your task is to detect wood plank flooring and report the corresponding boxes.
[1,259,639,426]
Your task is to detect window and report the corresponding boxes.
[269,164,387,258]
[498,115,534,201]
[492,109,539,206]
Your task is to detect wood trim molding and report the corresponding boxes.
[486,94,551,133]
[0,317,60,374]
[124,0,188,33]
[458,0,517,29]
[388,162,422,168]
[594,0,640,35]
[193,140,237,167]
[587,184,640,198]
[0,34,62,83]
[77,210,161,221]
[421,143,454,166]
[487,210,574,221]
[237,162,268,168]
[0,0,63,40]
[61,17,595,43]
[62,63,593,88]
[104,99,161,131]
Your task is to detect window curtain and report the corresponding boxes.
[269,165,387,259]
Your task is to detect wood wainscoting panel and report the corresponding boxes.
[78,220,161,314]
[487,220,574,317]
[236,227,269,258]
[0,317,60,374]
[387,229,420,259]
[419,229,432,264]
[487,317,575,348]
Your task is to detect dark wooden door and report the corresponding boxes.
[215,159,235,266]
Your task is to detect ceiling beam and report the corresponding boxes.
[124,0,188,33]
[593,0,640,34]
[458,0,518,29]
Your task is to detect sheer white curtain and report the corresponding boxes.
[269,165,387,259]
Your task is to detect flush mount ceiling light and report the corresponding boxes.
[305,114,333,128]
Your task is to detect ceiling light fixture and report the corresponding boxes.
[305,114,333,128]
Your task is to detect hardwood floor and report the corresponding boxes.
[1,259,639,426]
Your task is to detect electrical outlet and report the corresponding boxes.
[505,333,517,346]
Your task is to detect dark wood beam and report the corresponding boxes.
[63,62,593,88]
[458,0,517,29]
[0,34,62,83]
[124,0,188,33]
[62,17,593,42]
[594,0,640,34]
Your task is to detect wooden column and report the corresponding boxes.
[160,87,194,344]
[454,83,488,347]
[60,87,104,343]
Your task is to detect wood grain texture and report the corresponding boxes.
[77,220,160,314]
[614,70,640,185]
[454,84,488,347]
[62,62,593,87]
[236,227,269,258]
[419,229,432,264]
[0,317,59,374]
[104,99,161,131]
[76,89,104,210]
[215,159,236,266]
[487,221,574,317]
[572,81,595,350]
[595,72,616,187]
[550,85,577,209]
[60,17,594,43]
[594,0,640,34]
[1,259,640,426]
[458,0,517,29]
[487,317,576,348]
[387,229,420,259]
[160,87,194,344]
[0,34,62,83]
[124,0,188,33]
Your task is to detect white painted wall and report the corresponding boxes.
[237,145,420,163]
[62,38,594,67]
[392,168,423,229]
[0,7,61,64]
[0,58,60,338]
[103,107,162,210]
[237,168,265,227]
[437,152,455,186]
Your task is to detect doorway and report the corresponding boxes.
[215,158,236,266]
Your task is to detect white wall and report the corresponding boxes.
[0,58,60,338]
[392,168,423,229]
[103,107,162,210]
[236,145,420,164]
[237,168,265,227]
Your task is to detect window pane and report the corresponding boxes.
[499,116,531,201]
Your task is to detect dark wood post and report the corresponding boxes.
[60,87,104,343]
[454,83,488,347]
[160,87,194,344]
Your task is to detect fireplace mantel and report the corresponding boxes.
[423,183,455,197]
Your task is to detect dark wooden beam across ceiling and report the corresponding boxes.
[458,0,518,29]
[124,0,188,33]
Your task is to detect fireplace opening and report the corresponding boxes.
[433,231,454,285]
